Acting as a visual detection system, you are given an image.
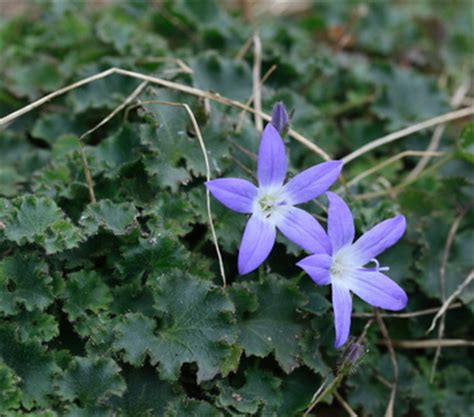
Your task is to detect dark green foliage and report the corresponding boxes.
[0,1,472,416]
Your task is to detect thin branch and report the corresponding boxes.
[136,100,227,287]
[427,271,474,334]
[0,66,331,160]
[375,310,398,417]
[352,302,463,319]
[252,32,263,132]
[381,339,474,349]
[431,201,474,381]
[234,34,253,60]
[235,64,277,133]
[405,80,470,183]
[77,81,149,203]
[342,150,445,190]
[334,391,359,417]
[341,107,474,165]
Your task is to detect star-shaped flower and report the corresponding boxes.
[297,192,408,348]
[206,124,342,275]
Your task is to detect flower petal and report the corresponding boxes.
[284,161,343,205]
[351,215,406,265]
[277,207,331,254]
[205,178,257,214]
[238,214,276,275]
[346,269,408,311]
[296,253,332,285]
[327,192,355,253]
[332,282,352,348]
[257,124,288,187]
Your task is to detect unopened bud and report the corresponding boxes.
[271,102,290,135]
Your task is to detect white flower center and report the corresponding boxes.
[253,186,289,221]
[330,246,357,281]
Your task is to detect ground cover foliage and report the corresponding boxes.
[0,0,473,416]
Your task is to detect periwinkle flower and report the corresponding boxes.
[206,124,342,275]
[271,102,290,134]
[297,192,408,348]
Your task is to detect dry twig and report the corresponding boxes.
[0,66,330,160]
[375,310,398,417]
[132,99,227,287]
[431,201,474,381]
[341,107,473,165]
[427,271,474,334]
[352,303,463,319]
[252,33,263,132]
[382,339,474,349]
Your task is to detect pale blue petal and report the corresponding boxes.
[296,253,332,285]
[257,124,288,187]
[277,207,331,254]
[346,269,408,311]
[205,178,257,214]
[284,161,343,205]
[238,215,276,275]
[332,282,352,348]
[351,215,406,265]
[327,192,355,253]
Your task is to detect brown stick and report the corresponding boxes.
[0,67,331,160]
[382,339,474,349]
[341,107,474,165]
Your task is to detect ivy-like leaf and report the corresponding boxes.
[114,313,157,366]
[3,196,83,253]
[0,253,54,315]
[149,273,238,382]
[79,199,139,236]
[165,398,223,417]
[230,275,307,373]
[57,357,126,406]
[62,270,112,320]
[0,325,59,409]
[109,367,179,417]
[217,368,282,415]
[0,362,22,413]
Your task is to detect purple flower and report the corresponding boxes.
[206,124,342,275]
[271,102,290,134]
[296,192,408,348]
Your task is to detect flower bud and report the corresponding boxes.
[271,102,290,135]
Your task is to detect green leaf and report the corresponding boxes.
[217,368,282,415]
[0,253,54,315]
[165,398,223,417]
[14,310,59,343]
[149,273,238,382]
[3,196,83,253]
[57,357,126,406]
[62,270,112,320]
[113,313,157,366]
[109,367,179,417]
[230,275,307,373]
[79,199,139,236]
[0,325,59,409]
[0,363,22,413]
[457,123,474,164]
[192,52,252,101]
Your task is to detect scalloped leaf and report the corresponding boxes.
[79,199,139,236]
[165,398,223,417]
[149,273,238,382]
[62,270,112,320]
[0,325,59,409]
[57,357,126,406]
[230,275,307,373]
[113,313,157,366]
[3,196,83,253]
[0,253,54,315]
